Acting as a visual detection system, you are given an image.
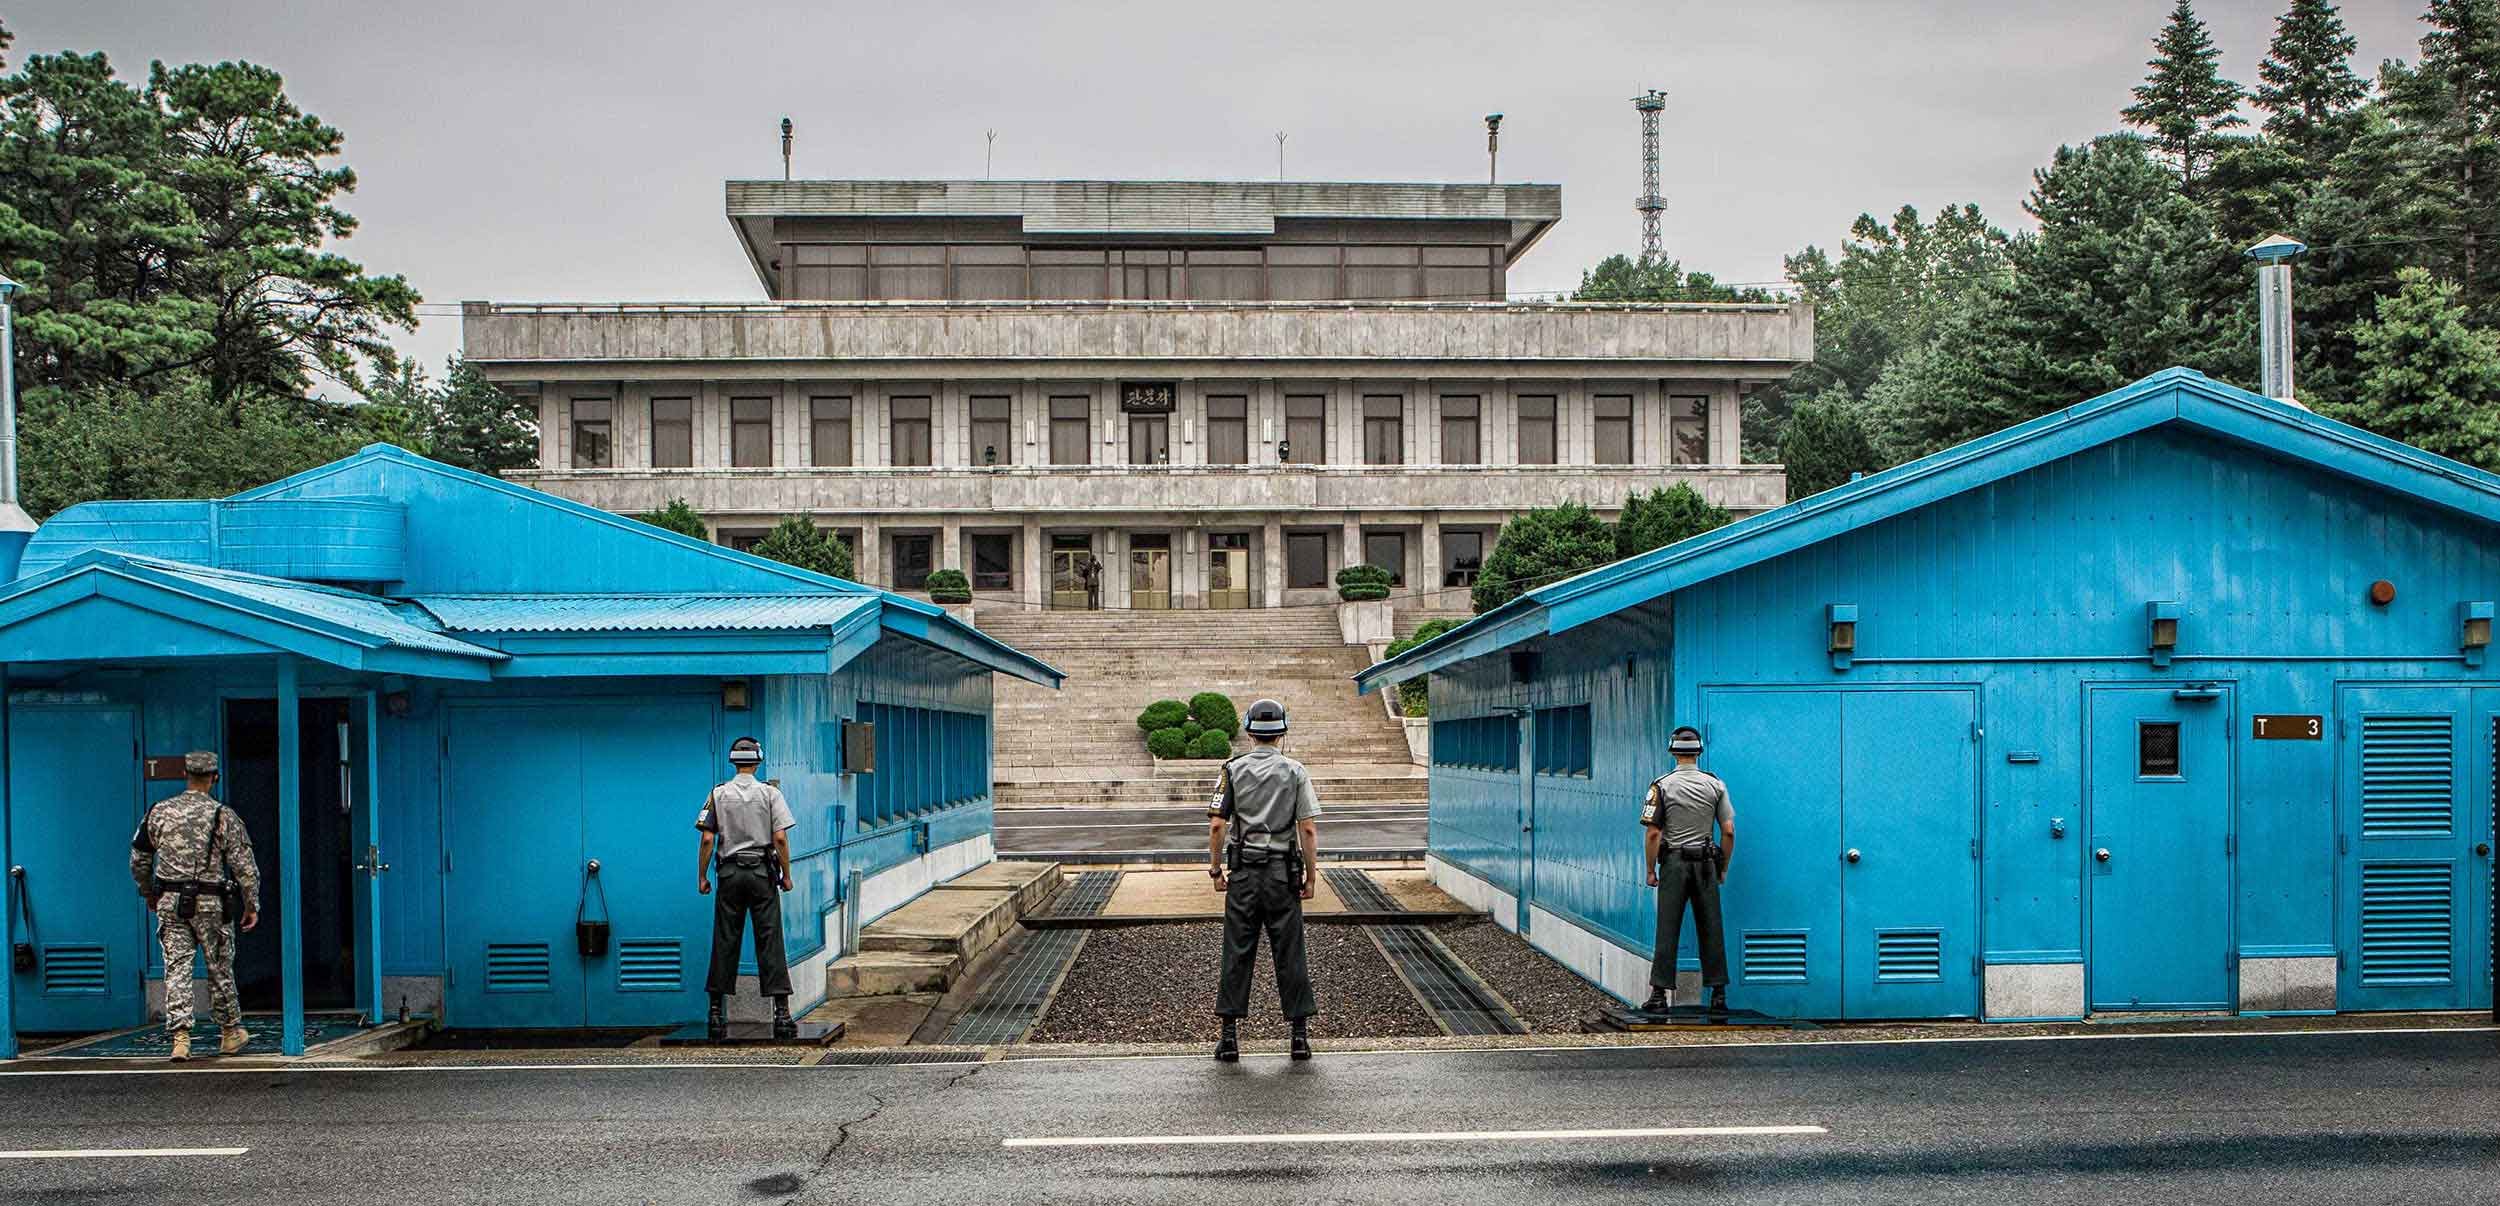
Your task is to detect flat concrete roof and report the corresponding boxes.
[725,179,1563,280]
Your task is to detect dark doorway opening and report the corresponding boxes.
[222,698,359,1011]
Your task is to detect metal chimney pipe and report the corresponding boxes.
[1485,114,1502,184]
[2246,234,2307,408]
[0,271,33,583]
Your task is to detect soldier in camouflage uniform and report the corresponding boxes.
[128,751,261,1061]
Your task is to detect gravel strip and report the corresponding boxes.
[1432,919,1617,1033]
[1028,921,1440,1043]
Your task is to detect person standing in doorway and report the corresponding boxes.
[1642,725,1735,1016]
[129,751,261,1061]
[696,737,797,1039]
[1207,698,1321,1062]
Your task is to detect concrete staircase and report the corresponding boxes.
[981,606,1424,800]
[823,861,1061,1000]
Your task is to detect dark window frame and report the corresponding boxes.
[2138,721,2183,779]
[1284,532,1329,589]
[1283,395,1326,465]
[1362,395,1404,466]
[970,533,1014,591]
[569,398,612,469]
[1205,395,1249,465]
[730,396,774,468]
[969,395,1013,466]
[1594,395,1634,466]
[650,397,693,468]
[1439,396,1481,465]
[889,396,933,467]
[1516,395,1557,466]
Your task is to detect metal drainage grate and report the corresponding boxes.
[1373,926,1524,1037]
[939,928,1089,1045]
[1034,870,1123,920]
[1325,867,1402,913]
[817,1049,989,1066]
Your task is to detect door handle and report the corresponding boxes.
[354,845,391,876]
[1844,848,1861,864]
[2095,848,2112,863]
[2476,843,2491,857]
[586,859,601,874]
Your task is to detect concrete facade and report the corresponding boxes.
[465,180,1810,611]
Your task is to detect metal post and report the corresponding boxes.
[2246,235,2307,408]
[1484,114,1502,185]
[276,658,305,1055]
[0,665,15,1060]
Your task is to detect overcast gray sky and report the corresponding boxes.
[10,0,2433,378]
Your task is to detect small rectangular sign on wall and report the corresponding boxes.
[143,756,191,781]
[2251,714,2324,740]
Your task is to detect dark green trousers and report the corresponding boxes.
[1649,854,1729,990]
[1217,856,1317,1019]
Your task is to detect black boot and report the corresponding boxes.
[1706,986,1731,1017]
[771,996,797,1040]
[1641,988,1670,1015]
[707,994,728,1040]
[1289,1020,1313,1062]
[1214,1018,1240,1063]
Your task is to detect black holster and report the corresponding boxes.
[1228,840,1304,889]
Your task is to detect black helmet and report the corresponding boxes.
[1668,726,1703,756]
[729,736,765,766]
[1244,698,1289,738]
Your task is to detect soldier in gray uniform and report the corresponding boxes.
[128,751,261,1061]
[1641,725,1736,1016]
[1205,698,1321,1062]
[696,737,797,1039]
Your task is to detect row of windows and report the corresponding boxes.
[566,394,1709,470]
[855,703,990,826]
[1432,714,1521,772]
[1533,705,1594,778]
[782,242,1500,303]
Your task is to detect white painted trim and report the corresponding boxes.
[858,833,995,925]
[1425,854,1517,932]
[1003,1125,1826,1149]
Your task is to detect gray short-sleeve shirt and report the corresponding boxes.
[1209,745,1322,852]
[697,775,797,858]
[1641,767,1732,850]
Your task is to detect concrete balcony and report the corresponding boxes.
[460,299,1813,379]
[504,463,1790,521]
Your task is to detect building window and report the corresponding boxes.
[1344,245,1420,300]
[1363,532,1406,587]
[1205,395,1249,465]
[1670,394,1710,465]
[1267,245,1340,300]
[950,245,1027,300]
[731,396,773,468]
[2138,722,2182,778]
[1432,714,1520,771]
[1534,705,1594,777]
[854,702,990,824]
[787,244,868,298]
[971,533,1014,591]
[1442,530,1484,587]
[651,397,693,468]
[1285,532,1329,589]
[1185,249,1263,301]
[1284,395,1326,464]
[1118,249,1175,300]
[570,399,612,468]
[1516,395,1557,465]
[1031,249,1108,300]
[1130,415,1170,465]
[1440,396,1480,465]
[1362,396,1404,466]
[870,245,945,300]
[1594,395,1634,465]
[811,397,853,467]
[889,396,932,467]
[1423,245,1495,300]
[717,527,767,552]
[1049,396,1091,465]
[970,395,1013,466]
[892,534,935,590]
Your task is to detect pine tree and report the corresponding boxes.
[1615,484,1732,558]
[1470,503,1615,614]
[2378,0,2500,319]
[2121,1,2250,193]
[2323,267,2500,469]
[633,499,711,541]
[2256,0,2369,153]
[749,516,856,581]
[1777,392,1881,499]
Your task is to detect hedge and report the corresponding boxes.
[1186,730,1234,759]
[1187,692,1239,738]
[924,568,972,604]
[1335,563,1392,602]
[1137,699,1190,733]
[1147,728,1190,760]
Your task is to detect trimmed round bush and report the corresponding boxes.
[1147,727,1189,761]
[1188,692,1239,738]
[1137,699,1189,733]
[924,568,972,604]
[1186,730,1233,759]
[1182,718,1205,740]
[1335,563,1392,601]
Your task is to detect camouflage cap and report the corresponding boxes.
[184,750,219,775]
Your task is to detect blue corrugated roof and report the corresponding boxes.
[1357,367,2500,693]
[109,556,502,660]
[416,594,876,633]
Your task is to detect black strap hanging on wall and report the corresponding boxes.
[8,866,34,974]
[575,861,610,958]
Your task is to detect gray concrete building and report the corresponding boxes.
[464,179,1812,611]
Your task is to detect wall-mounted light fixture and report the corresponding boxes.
[2369,579,2397,606]
[1826,604,1857,671]
[722,679,751,711]
[2463,601,2493,668]
[2148,601,2181,669]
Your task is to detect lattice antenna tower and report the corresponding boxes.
[1633,90,1667,262]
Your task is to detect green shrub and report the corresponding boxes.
[1147,727,1189,761]
[750,516,856,581]
[632,498,710,541]
[924,568,972,604]
[1472,502,1614,613]
[1182,718,1205,740]
[1380,618,1460,717]
[1617,484,1734,558]
[1395,679,1429,717]
[1187,692,1239,737]
[1186,730,1233,759]
[1137,699,1189,733]
[1335,563,1393,601]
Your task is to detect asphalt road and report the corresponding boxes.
[0,1027,2491,1204]
[994,802,1427,858]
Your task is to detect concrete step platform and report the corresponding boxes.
[933,859,1063,918]
[825,860,1063,1004]
[827,950,964,997]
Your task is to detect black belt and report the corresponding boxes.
[719,850,772,868]
[1667,847,1718,863]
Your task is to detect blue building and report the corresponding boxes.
[0,446,1058,1056]
[1360,369,2496,1021]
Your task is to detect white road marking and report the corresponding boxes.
[1005,1124,1825,1149]
[0,1147,249,1160]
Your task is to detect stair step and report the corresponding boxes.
[824,950,961,998]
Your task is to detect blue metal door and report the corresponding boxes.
[2088,686,2233,1011]
[7,704,147,1034]
[1516,710,1535,934]
[1701,689,1844,1018]
[444,704,586,1028]
[1840,689,1981,1019]
[2336,686,2492,1011]
[580,699,716,1027]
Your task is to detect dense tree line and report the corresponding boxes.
[0,21,532,518]
[1584,1,2500,497]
